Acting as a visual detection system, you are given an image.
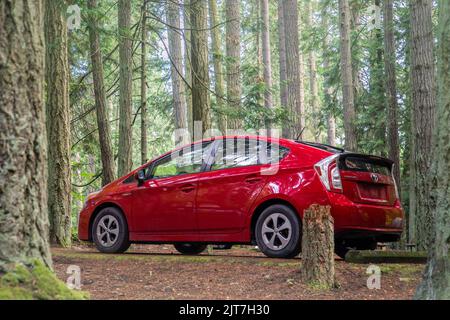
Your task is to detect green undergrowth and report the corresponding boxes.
[0,260,88,300]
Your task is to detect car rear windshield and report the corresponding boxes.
[295,141,344,153]
[340,156,391,176]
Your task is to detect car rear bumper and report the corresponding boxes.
[327,192,404,242]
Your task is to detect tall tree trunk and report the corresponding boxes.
[209,0,227,134]
[183,1,193,138]
[409,0,437,251]
[45,0,71,246]
[0,0,52,270]
[383,0,401,194]
[415,0,450,299]
[117,0,133,177]
[261,0,273,131]
[225,0,242,130]
[306,0,320,142]
[339,0,357,151]
[283,0,305,139]
[322,9,336,146]
[88,0,116,183]
[190,0,211,134]
[278,0,289,138]
[140,0,148,164]
[368,0,386,156]
[167,0,188,135]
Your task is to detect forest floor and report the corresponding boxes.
[52,244,424,300]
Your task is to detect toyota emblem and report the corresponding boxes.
[370,173,379,182]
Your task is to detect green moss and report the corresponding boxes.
[0,260,88,300]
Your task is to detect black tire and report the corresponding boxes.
[255,204,301,258]
[334,243,349,260]
[174,243,207,255]
[335,239,377,260]
[92,207,130,253]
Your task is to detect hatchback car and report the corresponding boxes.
[78,136,404,259]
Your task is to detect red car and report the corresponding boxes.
[78,136,404,259]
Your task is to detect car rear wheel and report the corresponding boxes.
[92,207,130,253]
[174,243,207,255]
[335,239,377,260]
[255,205,301,258]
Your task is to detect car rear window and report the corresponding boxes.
[342,156,391,176]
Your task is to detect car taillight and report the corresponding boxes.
[391,165,400,199]
[314,154,342,193]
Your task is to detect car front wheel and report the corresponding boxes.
[174,243,207,255]
[255,204,301,258]
[92,207,130,253]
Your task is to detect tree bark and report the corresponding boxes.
[278,0,289,138]
[209,0,227,134]
[301,204,336,289]
[415,0,450,299]
[261,0,273,130]
[140,0,148,164]
[408,0,437,251]
[168,0,188,134]
[0,0,52,270]
[225,0,242,130]
[383,0,401,194]
[183,1,193,138]
[322,9,336,146]
[88,0,116,183]
[306,0,320,142]
[339,0,357,151]
[190,0,211,134]
[282,0,305,139]
[45,0,71,246]
[117,0,133,177]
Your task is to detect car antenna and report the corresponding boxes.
[295,127,306,141]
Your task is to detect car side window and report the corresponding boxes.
[151,142,213,179]
[211,138,289,171]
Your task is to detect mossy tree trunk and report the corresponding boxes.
[225,0,242,130]
[140,0,148,164]
[87,0,116,183]
[408,0,437,251]
[282,0,305,140]
[301,205,336,289]
[383,0,401,194]
[0,0,52,270]
[44,0,71,246]
[278,0,288,138]
[167,0,188,133]
[415,0,450,299]
[339,0,357,151]
[209,0,227,134]
[190,0,211,134]
[117,0,133,177]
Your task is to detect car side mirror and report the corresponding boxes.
[135,170,145,186]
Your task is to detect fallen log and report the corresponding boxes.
[345,250,428,264]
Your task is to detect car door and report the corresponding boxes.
[195,138,272,234]
[131,141,213,236]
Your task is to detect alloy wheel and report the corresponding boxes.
[96,215,119,247]
[261,212,292,250]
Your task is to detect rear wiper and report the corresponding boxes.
[296,141,345,153]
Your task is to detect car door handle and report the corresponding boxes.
[180,184,196,193]
[245,176,262,184]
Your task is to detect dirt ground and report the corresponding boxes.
[52,244,424,300]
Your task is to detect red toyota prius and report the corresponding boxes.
[78,136,404,259]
